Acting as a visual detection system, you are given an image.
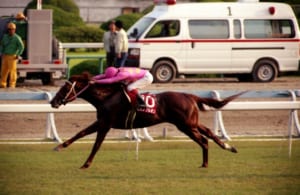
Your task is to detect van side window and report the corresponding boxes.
[244,19,295,39]
[145,20,180,38]
[234,19,241,39]
[188,20,229,39]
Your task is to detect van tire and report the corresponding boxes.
[151,60,176,83]
[252,60,278,82]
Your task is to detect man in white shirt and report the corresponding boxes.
[115,20,128,67]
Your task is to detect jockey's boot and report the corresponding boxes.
[136,92,146,107]
[127,89,146,108]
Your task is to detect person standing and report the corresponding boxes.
[102,20,117,67]
[13,12,27,59]
[115,20,128,67]
[0,22,24,88]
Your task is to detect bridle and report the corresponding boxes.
[62,80,90,104]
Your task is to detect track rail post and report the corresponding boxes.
[44,92,63,143]
[211,90,231,140]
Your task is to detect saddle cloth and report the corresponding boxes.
[137,93,157,114]
[124,93,157,129]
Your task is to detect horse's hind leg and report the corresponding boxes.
[197,123,237,153]
[177,125,209,167]
[54,121,100,151]
[197,135,209,168]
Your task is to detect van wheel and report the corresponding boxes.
[151,60,176,83]
[252,60,277,82]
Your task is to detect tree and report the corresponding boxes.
[24,0,84,31]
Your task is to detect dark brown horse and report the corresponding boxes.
[50,73,243,169]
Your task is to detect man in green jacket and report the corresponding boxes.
[0,22,24,88]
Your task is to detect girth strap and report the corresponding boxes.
[125,109,136,129]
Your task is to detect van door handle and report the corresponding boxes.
[191,42,195,49]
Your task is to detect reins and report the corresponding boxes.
[63,81,90,104]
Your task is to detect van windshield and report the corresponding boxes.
[128,17,155,39]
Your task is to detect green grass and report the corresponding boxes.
[67,50,105,68]
[0,140,300,195]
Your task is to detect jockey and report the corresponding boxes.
[91,67,153,107]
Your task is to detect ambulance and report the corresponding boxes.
[126,0,300,82]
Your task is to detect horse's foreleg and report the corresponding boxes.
[197,124,237,153]
[54,121,100,151]
[80,126,110,169]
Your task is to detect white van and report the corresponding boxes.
[126,0,300,82]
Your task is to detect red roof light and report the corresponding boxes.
[154,0,176,5]
[269,6,275,15]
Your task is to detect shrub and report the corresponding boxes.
[100,13,143,31]
[69,60,100,76]
[142,5,154,15]
[48,5,84,30]
[25,0,79,14]
[24,0,84,31]
[55,26,104,42]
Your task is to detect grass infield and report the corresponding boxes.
[0,140,299,194]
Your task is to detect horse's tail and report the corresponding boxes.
[194,91,246,111]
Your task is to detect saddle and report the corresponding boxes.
[123,89,156,111]
[123,90,157,128]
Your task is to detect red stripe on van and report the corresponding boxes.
[129,39,300,43]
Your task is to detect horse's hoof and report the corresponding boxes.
[231,147,238,153]
[80,164,90,169]
[53,145,62,151]
[200,164,208,168]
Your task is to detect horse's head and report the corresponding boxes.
[51,72,126,108]
[50,72,91,108]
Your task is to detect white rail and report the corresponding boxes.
[61,42,104,49]
[0,104,95,113]
[0,101,299,112]
[210,90,300,158]
[0,90,299,146]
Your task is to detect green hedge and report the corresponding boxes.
[47,5,84,30]
[100,13,143,31]
[25,0,80,14]
[55,26,104,42]
[24,0,84,31]
[69,60,101,76]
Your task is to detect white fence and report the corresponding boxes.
[0,90,299,148]
[61,42,104,49]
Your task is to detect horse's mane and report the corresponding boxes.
[69,72,126,102]
[94,82,125,92]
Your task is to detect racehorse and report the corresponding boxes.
[50,73,243,169]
